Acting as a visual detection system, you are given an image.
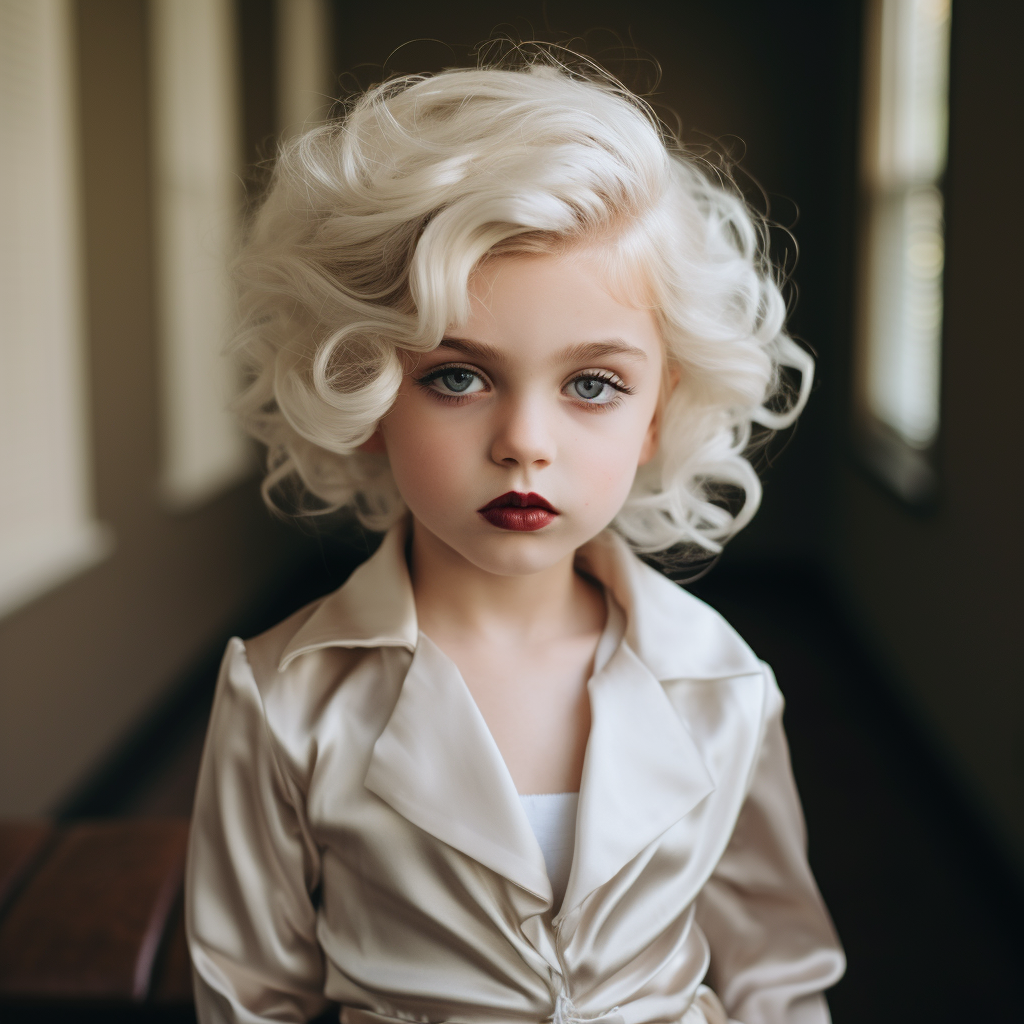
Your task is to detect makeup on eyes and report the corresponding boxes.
[414,363,636,406]
[565,370,634,405]
[416,364,484,394]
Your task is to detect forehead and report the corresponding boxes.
[458,250,663,363]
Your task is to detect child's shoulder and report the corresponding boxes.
[241,595,329,686]
[228,586,369,721]
[219,589,380,770]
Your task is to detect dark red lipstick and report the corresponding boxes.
[477,491,558,531]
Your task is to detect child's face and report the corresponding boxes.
[379,247,666,577]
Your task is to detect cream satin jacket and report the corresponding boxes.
[186,524,844,1024]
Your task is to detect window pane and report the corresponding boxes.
[864,185,944,447]
[857,0,951,486]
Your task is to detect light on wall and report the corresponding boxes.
[854,0,952,503]
[276,0,334,138]
[150,0,252,511]
[0,0,114,619]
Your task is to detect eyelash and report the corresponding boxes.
[566,370,634,410]
[413,364,635,409]
[414,364,486,405]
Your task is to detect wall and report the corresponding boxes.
[832,0,1024,873]
[0,0,307,816]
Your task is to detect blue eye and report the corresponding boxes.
[574,378,608,401]
[569,374,625,405]
[417,366,486,397]
[438,370,478,393]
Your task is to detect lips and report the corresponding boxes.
[477,492,559,532]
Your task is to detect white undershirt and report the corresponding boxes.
[518,792,579,911]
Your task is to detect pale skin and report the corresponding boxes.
[368,247,668,795]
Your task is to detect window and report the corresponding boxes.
[150,0,252,509]
[854,0,952,502]
[0,0,113,618]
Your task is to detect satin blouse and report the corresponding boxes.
[185,523,844,1024]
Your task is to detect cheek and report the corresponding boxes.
[382,403,472,509]
[567,413,655,503]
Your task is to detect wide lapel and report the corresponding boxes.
[554,531,768,917]
[364,633,552,903]
[560,635,715,916]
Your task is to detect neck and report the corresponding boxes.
[409,520,603,645]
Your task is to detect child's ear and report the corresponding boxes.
[637,365,681,466]
[359,426,387,455]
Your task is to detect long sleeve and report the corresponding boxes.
[186,638,331,1024]
[695,666,845,1024]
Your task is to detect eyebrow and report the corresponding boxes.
[438,337,649,365]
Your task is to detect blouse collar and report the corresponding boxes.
[279,521,419,670]
[278,518,762,683]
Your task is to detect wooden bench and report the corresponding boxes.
[0,818,194,1022]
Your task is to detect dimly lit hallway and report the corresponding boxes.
[3,1,1022,1020]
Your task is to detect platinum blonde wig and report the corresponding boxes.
[232,56,813,554]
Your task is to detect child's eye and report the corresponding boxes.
[566,372,632,405]
[435,370,482,394]
[416,366,486,397]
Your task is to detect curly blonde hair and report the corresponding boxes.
[231,54,812,554]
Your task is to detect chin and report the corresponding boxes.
[437,527,574,578]
[464,542,568,578]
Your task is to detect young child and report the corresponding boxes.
[185,54,845,1024]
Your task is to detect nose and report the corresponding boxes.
[489,392,556,470]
